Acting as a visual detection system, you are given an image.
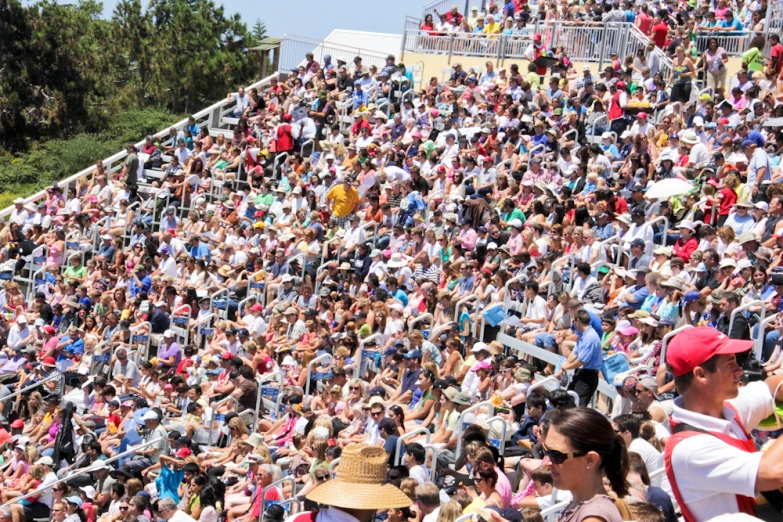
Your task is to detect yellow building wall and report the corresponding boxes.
[402,50,744,90]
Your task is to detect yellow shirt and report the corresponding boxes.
[326,184,360,218]
[484,23,500,37]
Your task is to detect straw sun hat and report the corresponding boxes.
[305,444,412,509]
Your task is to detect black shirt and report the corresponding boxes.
[411,175,429,196]
[39,302,54,325]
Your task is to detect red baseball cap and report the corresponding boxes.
[42,357,56,367]
[667,327,752,377]
[43,326,56,335]
[220,352,233,360]
[11,419,24,429]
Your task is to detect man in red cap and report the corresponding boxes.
[524,33,547,76]
[664,326,783,521]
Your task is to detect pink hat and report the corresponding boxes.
[618,326,639,336]
[471,360,492,372]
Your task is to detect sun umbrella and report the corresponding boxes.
[643,178,695,200]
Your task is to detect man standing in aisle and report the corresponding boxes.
[554,309,602,407]
[665,327,783,521]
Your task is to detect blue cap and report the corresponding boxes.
[741,139,756,149]
[683,291,702,304]
[66,496,83,508]
[207,368,222,376]
[133,408,149,426]
[383,346,398,357]
[696,263,708,272]
[405,349,422,360]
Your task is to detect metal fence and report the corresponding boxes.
[401,20,673,77]
[422,0,487,20]
[278,35,390,73]
[694,31,756,57]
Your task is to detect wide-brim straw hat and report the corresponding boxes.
[305,444,412,509]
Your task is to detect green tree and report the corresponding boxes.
[145,0,256,113]
[252,18,267,45]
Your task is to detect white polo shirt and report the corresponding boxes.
[668,381,773,521]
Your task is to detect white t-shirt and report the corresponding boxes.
[160,256,178,278]
[526,295,548,322]
[668,381,773,521]
[39,471,58,507]
[628,437,665,487]
[409,464,430,484]
[536,489,573,510]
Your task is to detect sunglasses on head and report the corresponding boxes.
[543,444,586,465]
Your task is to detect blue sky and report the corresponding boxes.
[74,0,427,40]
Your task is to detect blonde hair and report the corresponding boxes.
[253,444,272,464]
[399,478,418,501]
[28,465,45,480]
[437,501,464,522]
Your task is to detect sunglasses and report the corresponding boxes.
[542,444,586,465]
[349,386,361,391]
[119,507,129,511]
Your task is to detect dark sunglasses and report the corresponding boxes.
[543,444,586,465]
[119,507,129,511]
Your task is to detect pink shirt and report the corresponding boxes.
[458,228,477,251]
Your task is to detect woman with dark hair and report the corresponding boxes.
[198,483,221,522]
[547,408,630,522]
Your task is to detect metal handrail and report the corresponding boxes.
[129,321,151,363]
[647,215,669,248]
[485,416,508,455]
[454,294,477,322]
[88,340,111,375]
[259,476,297,521]
[0,437,165,509]
[328,457,340,475]
[207,395,239,445]
[305,353,334,397]
[454,400,494,464]
[2,372,64,404]
[728,300,765,344]
[408,312,433,333]
[255,371,285,428]
[755,312,779,362]
[357,333,383,378]
[170,304,192,347]
[660,325,694,369]
[527,376,561,396]
[395,427,431,466]
[209,287,230,320]
[1,72,281,222]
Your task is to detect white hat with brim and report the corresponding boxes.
[306,444,411,509]
[387,253,407,268]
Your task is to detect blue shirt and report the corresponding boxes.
[393,288,409,306]
[573,327,603,370]
[189,243,211,262]
[129,274,152,297]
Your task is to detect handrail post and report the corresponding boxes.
[728,300,765,345]
[448,34,455,65]
[255,371,285,428]
[395,427,432,466]
[0,437,165,510]
[259,477,296,521]
[207,396,239,445]
[454,400,494,466]
[305,353,334,397]
[660,325,694,368]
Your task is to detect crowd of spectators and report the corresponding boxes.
[3,4,783,521]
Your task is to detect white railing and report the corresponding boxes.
[278,35,390,73]
[0,72,282,221]
[695,31,756,57]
